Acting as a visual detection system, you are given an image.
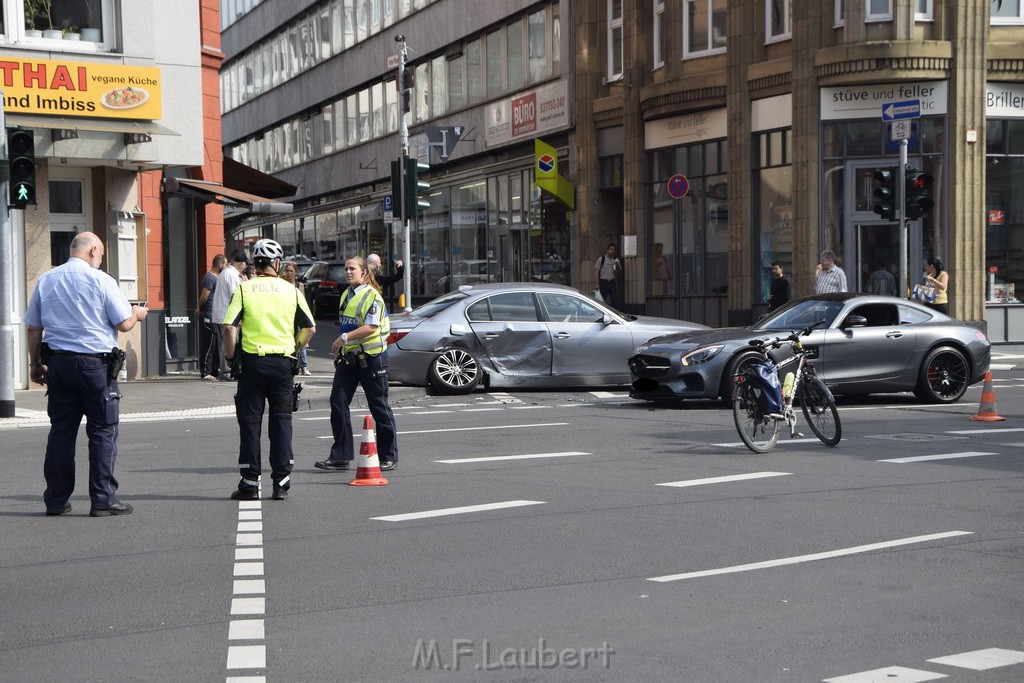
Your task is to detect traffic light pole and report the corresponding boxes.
[898,138,909,298]
[0,97,16,417]
[397,37,413,312]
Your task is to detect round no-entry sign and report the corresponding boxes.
[667,174,689,199]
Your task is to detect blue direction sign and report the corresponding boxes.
[881,99,921,122]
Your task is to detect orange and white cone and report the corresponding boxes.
[970,371,1005,422]
[349,416,389,486]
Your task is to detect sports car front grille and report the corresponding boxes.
[629,354,671,378]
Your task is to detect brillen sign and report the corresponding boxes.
[0,57,162,120]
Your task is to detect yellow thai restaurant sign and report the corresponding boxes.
[0,57,162,120]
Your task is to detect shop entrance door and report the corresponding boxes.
[497,225,529,283]
[845,159,924,295]
[855,222,901,294]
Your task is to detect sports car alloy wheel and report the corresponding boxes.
[428,349,481,395]
[914,346,969,404]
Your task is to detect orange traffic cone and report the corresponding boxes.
[970,371,1005,422]
[349,416,389,486]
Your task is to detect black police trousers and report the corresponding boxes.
[43,354,122,509]
[235,353,294,492]
[329,350,398,463]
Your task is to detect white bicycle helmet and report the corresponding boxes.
[251,239,284,261]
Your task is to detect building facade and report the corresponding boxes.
[221,0,1024,341]
[3,0,227,388]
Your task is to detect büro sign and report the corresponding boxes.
[512,93,537,136]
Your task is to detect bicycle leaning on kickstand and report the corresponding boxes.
[731,321,842,454]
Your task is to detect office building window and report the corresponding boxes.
[767,0,791,42]
[866,0,892,22]
[684,0,726,57]
[915,0,933,21]
[654,0,666,67]
[991,0,1024,22]
[608,0,623,80]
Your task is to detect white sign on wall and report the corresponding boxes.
[484,80,570,147]
[645,108,728,150]
[987,82,1024,118]
[819,81,947,120]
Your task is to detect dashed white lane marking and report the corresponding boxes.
[947,427,1024,435]
[315,422,572,438]
[879,451,998,463]
[489,392,524,404]
[823,666,947,682]
[228,620,265,640]
[589,391,627,398]
[927,647,1024,669]
[462,408,504,412]
[227,496,267,681]
[233,580,266,595]
[226,645,267,669]
[407,410,454,415]
[647,531,973,583]
[658,472,792,488]
[436,451,589,464]
[372,500,546,522]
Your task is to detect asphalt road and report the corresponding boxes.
[2,366,1023,682]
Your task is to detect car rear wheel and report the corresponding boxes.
[913,346,969,404]
[428,349,481,395]
[719,350,764,402]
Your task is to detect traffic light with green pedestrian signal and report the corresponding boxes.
[403,154,430,218]
[904,169,935,220]
[872,167,898,221]
[7,128,37,209]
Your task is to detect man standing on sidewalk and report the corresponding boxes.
[210,250,247,380]
[25,232,148,517]
[196,254,225,381]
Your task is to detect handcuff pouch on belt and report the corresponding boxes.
[340,351,368,369]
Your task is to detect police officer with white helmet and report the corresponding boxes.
[223,239,316,500]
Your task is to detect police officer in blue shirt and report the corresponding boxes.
[25,232,149,517]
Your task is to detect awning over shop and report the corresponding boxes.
[223,157,296,199]
[162,177,293,215]
[5,114,179,136]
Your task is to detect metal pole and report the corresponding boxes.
[898,138,908,297]
[397,37,413,312]
[0,94,16,417]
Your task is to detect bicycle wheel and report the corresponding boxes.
[732,380,780,453]
[799,377,842,446]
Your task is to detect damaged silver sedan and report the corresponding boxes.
[386,283,708,394]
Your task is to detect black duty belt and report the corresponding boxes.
[51,350,109,359]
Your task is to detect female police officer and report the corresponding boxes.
[223,239,316,500]
[315,256,399,472]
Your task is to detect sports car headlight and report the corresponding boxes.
[681,345,724,366]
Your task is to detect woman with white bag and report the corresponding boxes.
[918,257,949,314]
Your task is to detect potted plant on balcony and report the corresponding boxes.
[61,18,80,40]
[23,0,49,37]
[81,0,101,42]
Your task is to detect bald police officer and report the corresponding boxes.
[223,239,316,501]
[25,231,148,517]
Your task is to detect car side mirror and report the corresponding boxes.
[602,314,613,325]
[842,315,868,328]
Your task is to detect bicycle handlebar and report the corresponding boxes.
[748,319,827,350]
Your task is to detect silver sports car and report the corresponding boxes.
[387,283,709,394]
[628,293,991,404]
